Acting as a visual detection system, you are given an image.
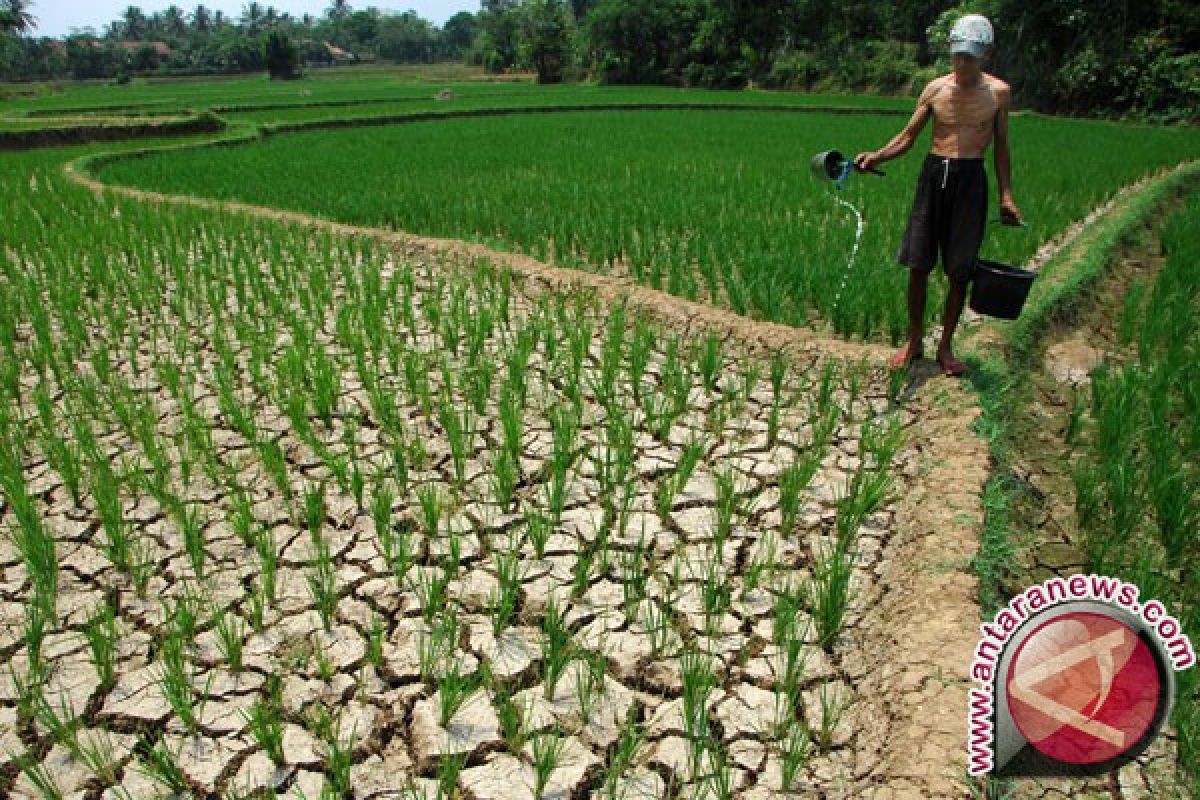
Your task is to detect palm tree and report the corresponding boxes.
[1,0,36,35]
[327,0,351,21]
[241,2,265,33]
[192,5,212,33]
[121,5,148,39]
[162,5,188,39]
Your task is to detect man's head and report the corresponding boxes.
[949,14,994,60]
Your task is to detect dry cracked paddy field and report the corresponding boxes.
[0,173,990,800]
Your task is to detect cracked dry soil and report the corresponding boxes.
[0,164,992,799]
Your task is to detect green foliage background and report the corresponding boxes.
[1,0,1196,119]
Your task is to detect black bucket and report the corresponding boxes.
[969,259,1036,320]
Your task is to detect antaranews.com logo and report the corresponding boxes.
[967,574,1196,777]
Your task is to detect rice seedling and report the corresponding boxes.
[701,557,732,638]
[247,580,267,633]
[2,466,58,619]
[438,660,478,727]
[743,531,778,594]
[491,447,520,510]
[416,484,443,538]
[418,606,459,681]
[779,456,819,539]
[309,343,341,430]
[307,529,338,632]
[323,719,357,798]
[530,730,567,800]
[349,461,366,511]
[620,537,650,618]
[17,754,64,800]
[489,548,522,635]
[437,752,467,800]
[498,384,526,462]
[809,541,854,652]
[602,709,646,799]
[495,687,531,754]
[243,677,286,765]
[437,394,472,490]
[642,596,678,658]
[654,436,706,522]
[253,525,279,606]
[575,651,608,726]
[390,439,413,496]
[83,598,119,692]
[412,566,451,627]
[814,684,851,751]
[23,600,48,680]
[443,530,463,578]
[704,738,735,800]
[712,466,753,551]
[214,606,246,672]
[778,719,812,791]
[133,734,190,795]
[540,599,574,700]
[835,466,894,550]
[40,427,85,508]
[367,614,386,669]
[258,438,295,509]
[125,535,157,599]
[73,728,123,787]
[178,502,207,578]
[544,406,579,526]
[304,482,327,534]
[525,510,552,561]
[571,540,598,599]
[10,649,46,727]
[32,688,121,786]
[30,683,77,748]
[228,486,257,547]
[696,333,723,394]
[679,649,716,769]
[157,621,209,735]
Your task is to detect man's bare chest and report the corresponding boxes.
[932,86,997,132]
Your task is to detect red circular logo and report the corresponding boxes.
[1006,612,1161,765]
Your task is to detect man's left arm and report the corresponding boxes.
[994,83,1022,225]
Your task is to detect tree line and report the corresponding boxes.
[1,0,1196,120]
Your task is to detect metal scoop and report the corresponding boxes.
[811,149,885,181]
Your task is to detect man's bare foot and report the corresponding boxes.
[889,341,924,369]
[937,351,968,377]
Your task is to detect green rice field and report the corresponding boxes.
[100,108,1200,339]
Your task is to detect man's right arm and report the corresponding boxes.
[855,80,937,171]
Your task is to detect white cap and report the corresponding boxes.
[949,14,994,59]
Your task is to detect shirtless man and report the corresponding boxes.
[854,14,1022,376]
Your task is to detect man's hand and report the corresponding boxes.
[999,196,1023,226]
[853,151,880,173]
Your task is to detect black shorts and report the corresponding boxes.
[897,154,987,284]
